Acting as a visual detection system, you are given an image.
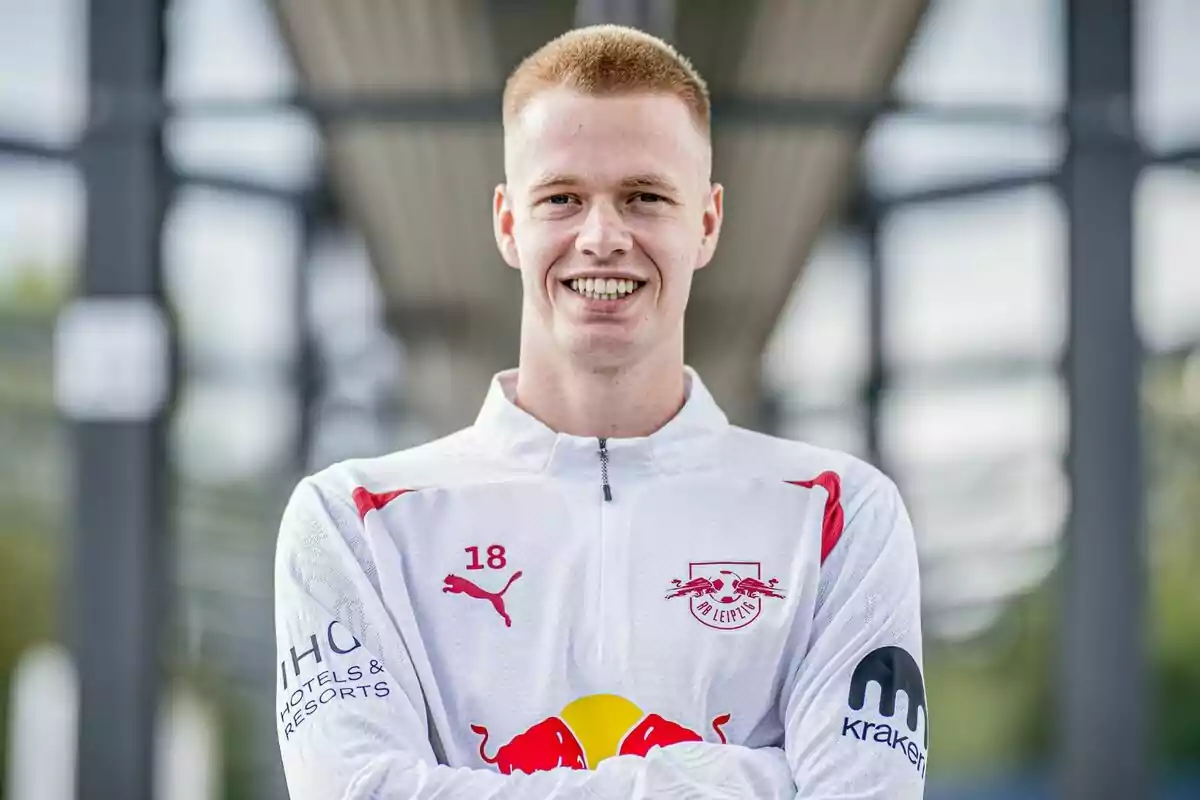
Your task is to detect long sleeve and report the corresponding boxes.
[274,477,796,800]
[781,474,927,799]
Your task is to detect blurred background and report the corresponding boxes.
[1,0,1198,798]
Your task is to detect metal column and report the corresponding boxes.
[294,184,330,475]
[66,2,172,798]
[862,197,885,468]
[1060,1,1146,798]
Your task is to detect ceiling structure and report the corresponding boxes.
[273,0,927,434]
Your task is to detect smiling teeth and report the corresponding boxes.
[568,278,644,300]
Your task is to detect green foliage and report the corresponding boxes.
[925,590,1056,777]
[1154,529,1200,765]
[0,526,60,799]
[926,357,1200,776]
[1147,360,1200,767]
[0,257,70,316]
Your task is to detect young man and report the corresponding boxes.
[275,24,926,799]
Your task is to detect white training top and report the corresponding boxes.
[274,368,927,799]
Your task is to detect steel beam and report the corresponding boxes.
[67,2,172,799]
[861,197,885,467]
[80,88,1062,129]
[1060,1,1146,797]
[0,135,73,162]
[4,137,1195,211]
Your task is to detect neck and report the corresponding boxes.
[514,338,687,439]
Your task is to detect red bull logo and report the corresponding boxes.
[471,694,730,775]
[665,561,785,630]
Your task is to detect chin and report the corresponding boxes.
[562,331,641,371]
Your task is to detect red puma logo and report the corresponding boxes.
[443,572,523,627]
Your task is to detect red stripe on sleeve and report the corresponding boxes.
[353,487,416,520]
[785,471,845,563]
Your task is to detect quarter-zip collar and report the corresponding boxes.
[472,366,729,478]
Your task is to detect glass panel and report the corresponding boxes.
[0,156,82,306]
[880,187,1066,373]
[874,0,1064,197]
[165,0,298,101]
[1135,168,1200,352]
[164,113,321,192]
[773,406,868,462]
[172,379,298,484]
[307,228,409,468]
[165,0,320,190]
[882,375,1067,474]
[0,157,79,520]
[894,0,1064,111]
[763,229,868,404]
[866,118,1062,197]
[880,187,1066,789]
[0,0,86,144]
[889,375,1065,785]
[1136,0,1200,152]
[163,187,300,372]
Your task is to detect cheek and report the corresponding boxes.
[644,229,700,285]
[513,228,570,297]
[516,223,570,267]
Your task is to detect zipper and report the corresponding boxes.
[597,437,613,502]
[596,437,612,664]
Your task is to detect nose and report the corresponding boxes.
[575,201,632,261]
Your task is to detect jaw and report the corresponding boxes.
[518,306,687,385]
[518,275,687,372]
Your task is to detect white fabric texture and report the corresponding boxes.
[274,368,926,799]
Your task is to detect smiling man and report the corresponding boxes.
[496,70,719,439]
[275,24,926,800]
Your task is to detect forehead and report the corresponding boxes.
[506,89,708,185]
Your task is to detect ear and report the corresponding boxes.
[493,184,519,269]
[696,182,724,270]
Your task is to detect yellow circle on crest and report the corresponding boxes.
[558,694,644,768]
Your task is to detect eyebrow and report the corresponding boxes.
[529,173,581,192]
[620,174,681,194]
[528,172,681,195]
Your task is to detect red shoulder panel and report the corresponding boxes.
[353,487,417,520]
[785,471,845,564]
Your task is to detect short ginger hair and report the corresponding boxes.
[503,25,710,135]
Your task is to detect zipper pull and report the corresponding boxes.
[598,437,613,502]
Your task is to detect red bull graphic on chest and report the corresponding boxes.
[471,694,730,775]
[665,561,785,630]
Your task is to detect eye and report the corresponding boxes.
[634,192,666,203]
[545,194,576,205]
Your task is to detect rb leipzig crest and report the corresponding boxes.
[664,561,785,630]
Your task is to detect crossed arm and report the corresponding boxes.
[274,477,925,799]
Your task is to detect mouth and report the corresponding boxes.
[562,277,646,302]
